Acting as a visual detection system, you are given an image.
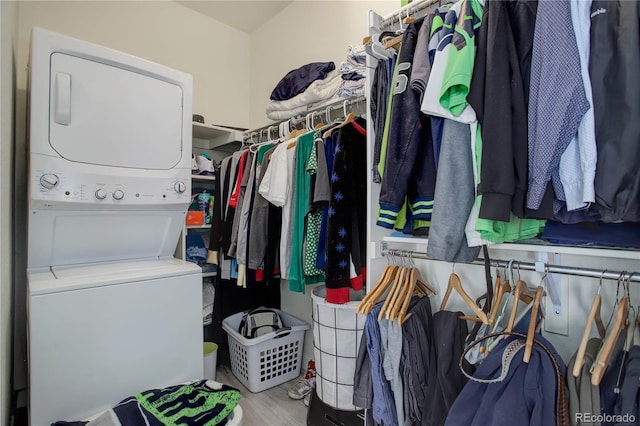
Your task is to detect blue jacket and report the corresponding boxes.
[377,17,437,228]
[445,334,566,426]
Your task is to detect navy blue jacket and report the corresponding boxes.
[445,334,566,426]
[270,62,335,101]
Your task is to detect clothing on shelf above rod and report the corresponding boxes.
[382,248,640,283]
[243,96,366,145]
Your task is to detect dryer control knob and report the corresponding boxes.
[113,189,125,200]
[95,188,107,200]
[40,174,59,189]
[174,181,186,193]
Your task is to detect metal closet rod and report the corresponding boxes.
[380,0,440,30]
[243,96,366,144]
[383,248,640,283]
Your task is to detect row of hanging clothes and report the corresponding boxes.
[367,0,640,265]
[207,106,368,303]
[354,255,640,426]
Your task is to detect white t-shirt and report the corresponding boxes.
[258,142,296,280]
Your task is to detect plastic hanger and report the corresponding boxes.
[312,110,326,130]
[572,271,607,377]
[439,269,489,325]
[322,101,356,139]
[369,30,395,59]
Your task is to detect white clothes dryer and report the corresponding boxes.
[26,28,203,425]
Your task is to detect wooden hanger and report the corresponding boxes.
[383,34,403,50]
[591,296,629,386]
[396,269,418,323]
[387,266,413,320]
[397,268,435,325]
[523,286,545,363]
[378,266,407,321]
[572,289,607,377]
[285,129,306,149]
[322,112,355,139]
[440,272,489,325]
[506,280,541,333]
[357,265,399,314]
[488,275,511,326]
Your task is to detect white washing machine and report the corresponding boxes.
[28,259,202,425]
[27,28,203,425]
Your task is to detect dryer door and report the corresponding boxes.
[49,53,184,170]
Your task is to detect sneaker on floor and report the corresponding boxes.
[288,378,313,400]
[304,360,316,380]
[196,152,215,175]
[303,393,311,407]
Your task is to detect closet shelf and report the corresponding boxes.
[381,235,640,260]
[200,264,218,278]
[192,174,216,182]
[192,122,244,150]
[186,224,212,229]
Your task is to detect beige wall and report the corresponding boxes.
[249,0,397,129]
[1,1,17,423]
[17,1,251,129]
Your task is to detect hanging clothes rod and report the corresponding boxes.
[383,248,640,283]
[243,96,366,144]
[379,0,440,30]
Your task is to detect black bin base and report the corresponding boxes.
[306,390,365,426]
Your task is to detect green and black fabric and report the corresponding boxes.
[53,380,241,426]
[114,380,240,426]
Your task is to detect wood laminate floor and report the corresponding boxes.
[217,365,308,426]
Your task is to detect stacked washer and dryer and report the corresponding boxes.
[25,28,235,425]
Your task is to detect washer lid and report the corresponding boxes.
[29,258,200,296]
[48,52,184,170]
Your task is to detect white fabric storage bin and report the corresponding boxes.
[311,285,366,411]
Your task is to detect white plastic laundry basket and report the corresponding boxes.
[311,285,366,411]
[222,309,309,393]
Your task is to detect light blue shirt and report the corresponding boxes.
[527,0,589,210]
[366,304,398,426]
[558,0,597,212]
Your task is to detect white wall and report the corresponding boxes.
[250,0,397,364]
[0,1,17,423]
[249,0,397,129]
[17,1,251,129]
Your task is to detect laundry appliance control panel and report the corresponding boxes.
[29,155,191,208]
